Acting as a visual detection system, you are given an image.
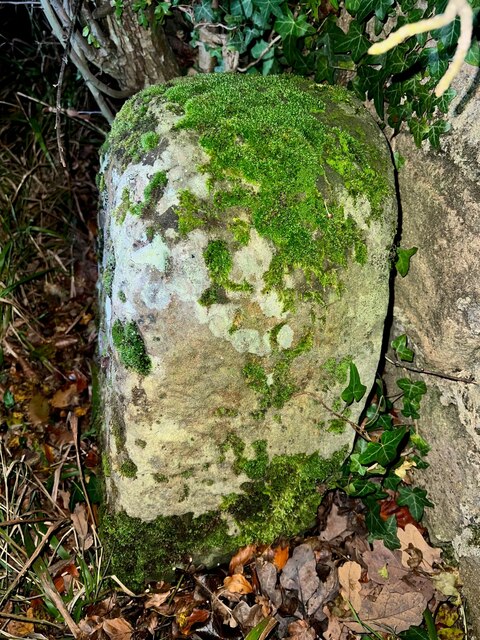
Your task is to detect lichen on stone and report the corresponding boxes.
[243,331,314,414]
[112,319,152,376]
[103,255,115,298]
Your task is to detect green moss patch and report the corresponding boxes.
[102,445,346,589]
[112,320,152,376]
[158,74,390,309]
[119,457,138,478]
[140,131,160,152]
[102,85,166,167]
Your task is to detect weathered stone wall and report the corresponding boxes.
[386,67,480,636]
[98,74,397,587]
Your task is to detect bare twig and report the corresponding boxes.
[0,611,63,629]
[39,573,83,638]
[385,355,476,384]
[295,391,372,441]
[69,413,99,543]
[238,35,282,72]
[55,0,83,168]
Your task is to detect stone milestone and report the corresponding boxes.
[97,74,397,587]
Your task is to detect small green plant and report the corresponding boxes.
[112,319,152,375]
[82,25,100,48]
[396,246,418,277]
[338,348,432,550]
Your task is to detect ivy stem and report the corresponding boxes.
[295,391,372,441]
[385,355,476,385]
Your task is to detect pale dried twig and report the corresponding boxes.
[368,0,473,96]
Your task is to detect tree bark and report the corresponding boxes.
[40,0,180,121]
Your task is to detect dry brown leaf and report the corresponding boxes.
[27,393,50,424]
[345,577,430,633]
[229,544,257,574]
[338,561,362,611]
[432,569,462,604]
[224,573,254,594]
[6,608,35,637]
[50,383,78,408]
[177,608,209,635]
[319,504,352,542]
[398,523,441,573]
[71,503,92,549]
[362,539,408,584]
[103,617,134,640]
[394,458,417,478]
[272,544,289,571]
[323,606,353,640]
[145,591,172,609]
[256,560,282,608]
[232,601,265,632]
[79,615,103,636]
[280,543,319,602]
[286,619,316,640]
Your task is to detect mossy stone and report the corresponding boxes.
[98,74,397,587]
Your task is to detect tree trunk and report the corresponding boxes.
[99,3,180,92]
[40,0,180,121]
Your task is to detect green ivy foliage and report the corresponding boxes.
[128,0,479,146]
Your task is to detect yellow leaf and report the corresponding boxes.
[394,458,417,478]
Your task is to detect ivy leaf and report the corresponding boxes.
[240,0,254,18]
[243,26,262,47]
[352,0,377,23]
[383,474,402,491]
[345,478,386,498]
[410,432,430,455]
[345,0,360,14]
[262,57,275,75]
[349,453,368,476]
[395,246,417,277]
[433,17,460,49]
[375,0,395,21]
[194,0,219,22]
[435,87,456,113]
[3,389,14,409]
[391,334,414,362]
[274,8,311,39]
[333,20,370,63]
[254,0,284,20]
[397,486,434,521]
[393,151,405,170]
[465,38,480,66]
[360,66,386,118]
[341,362,367,405]
[251,39,270,58]
[397,378,427,419]
[358,427,408,467]
[385,42,416,74]
[428,119,451,148]
[364,499,401,549]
